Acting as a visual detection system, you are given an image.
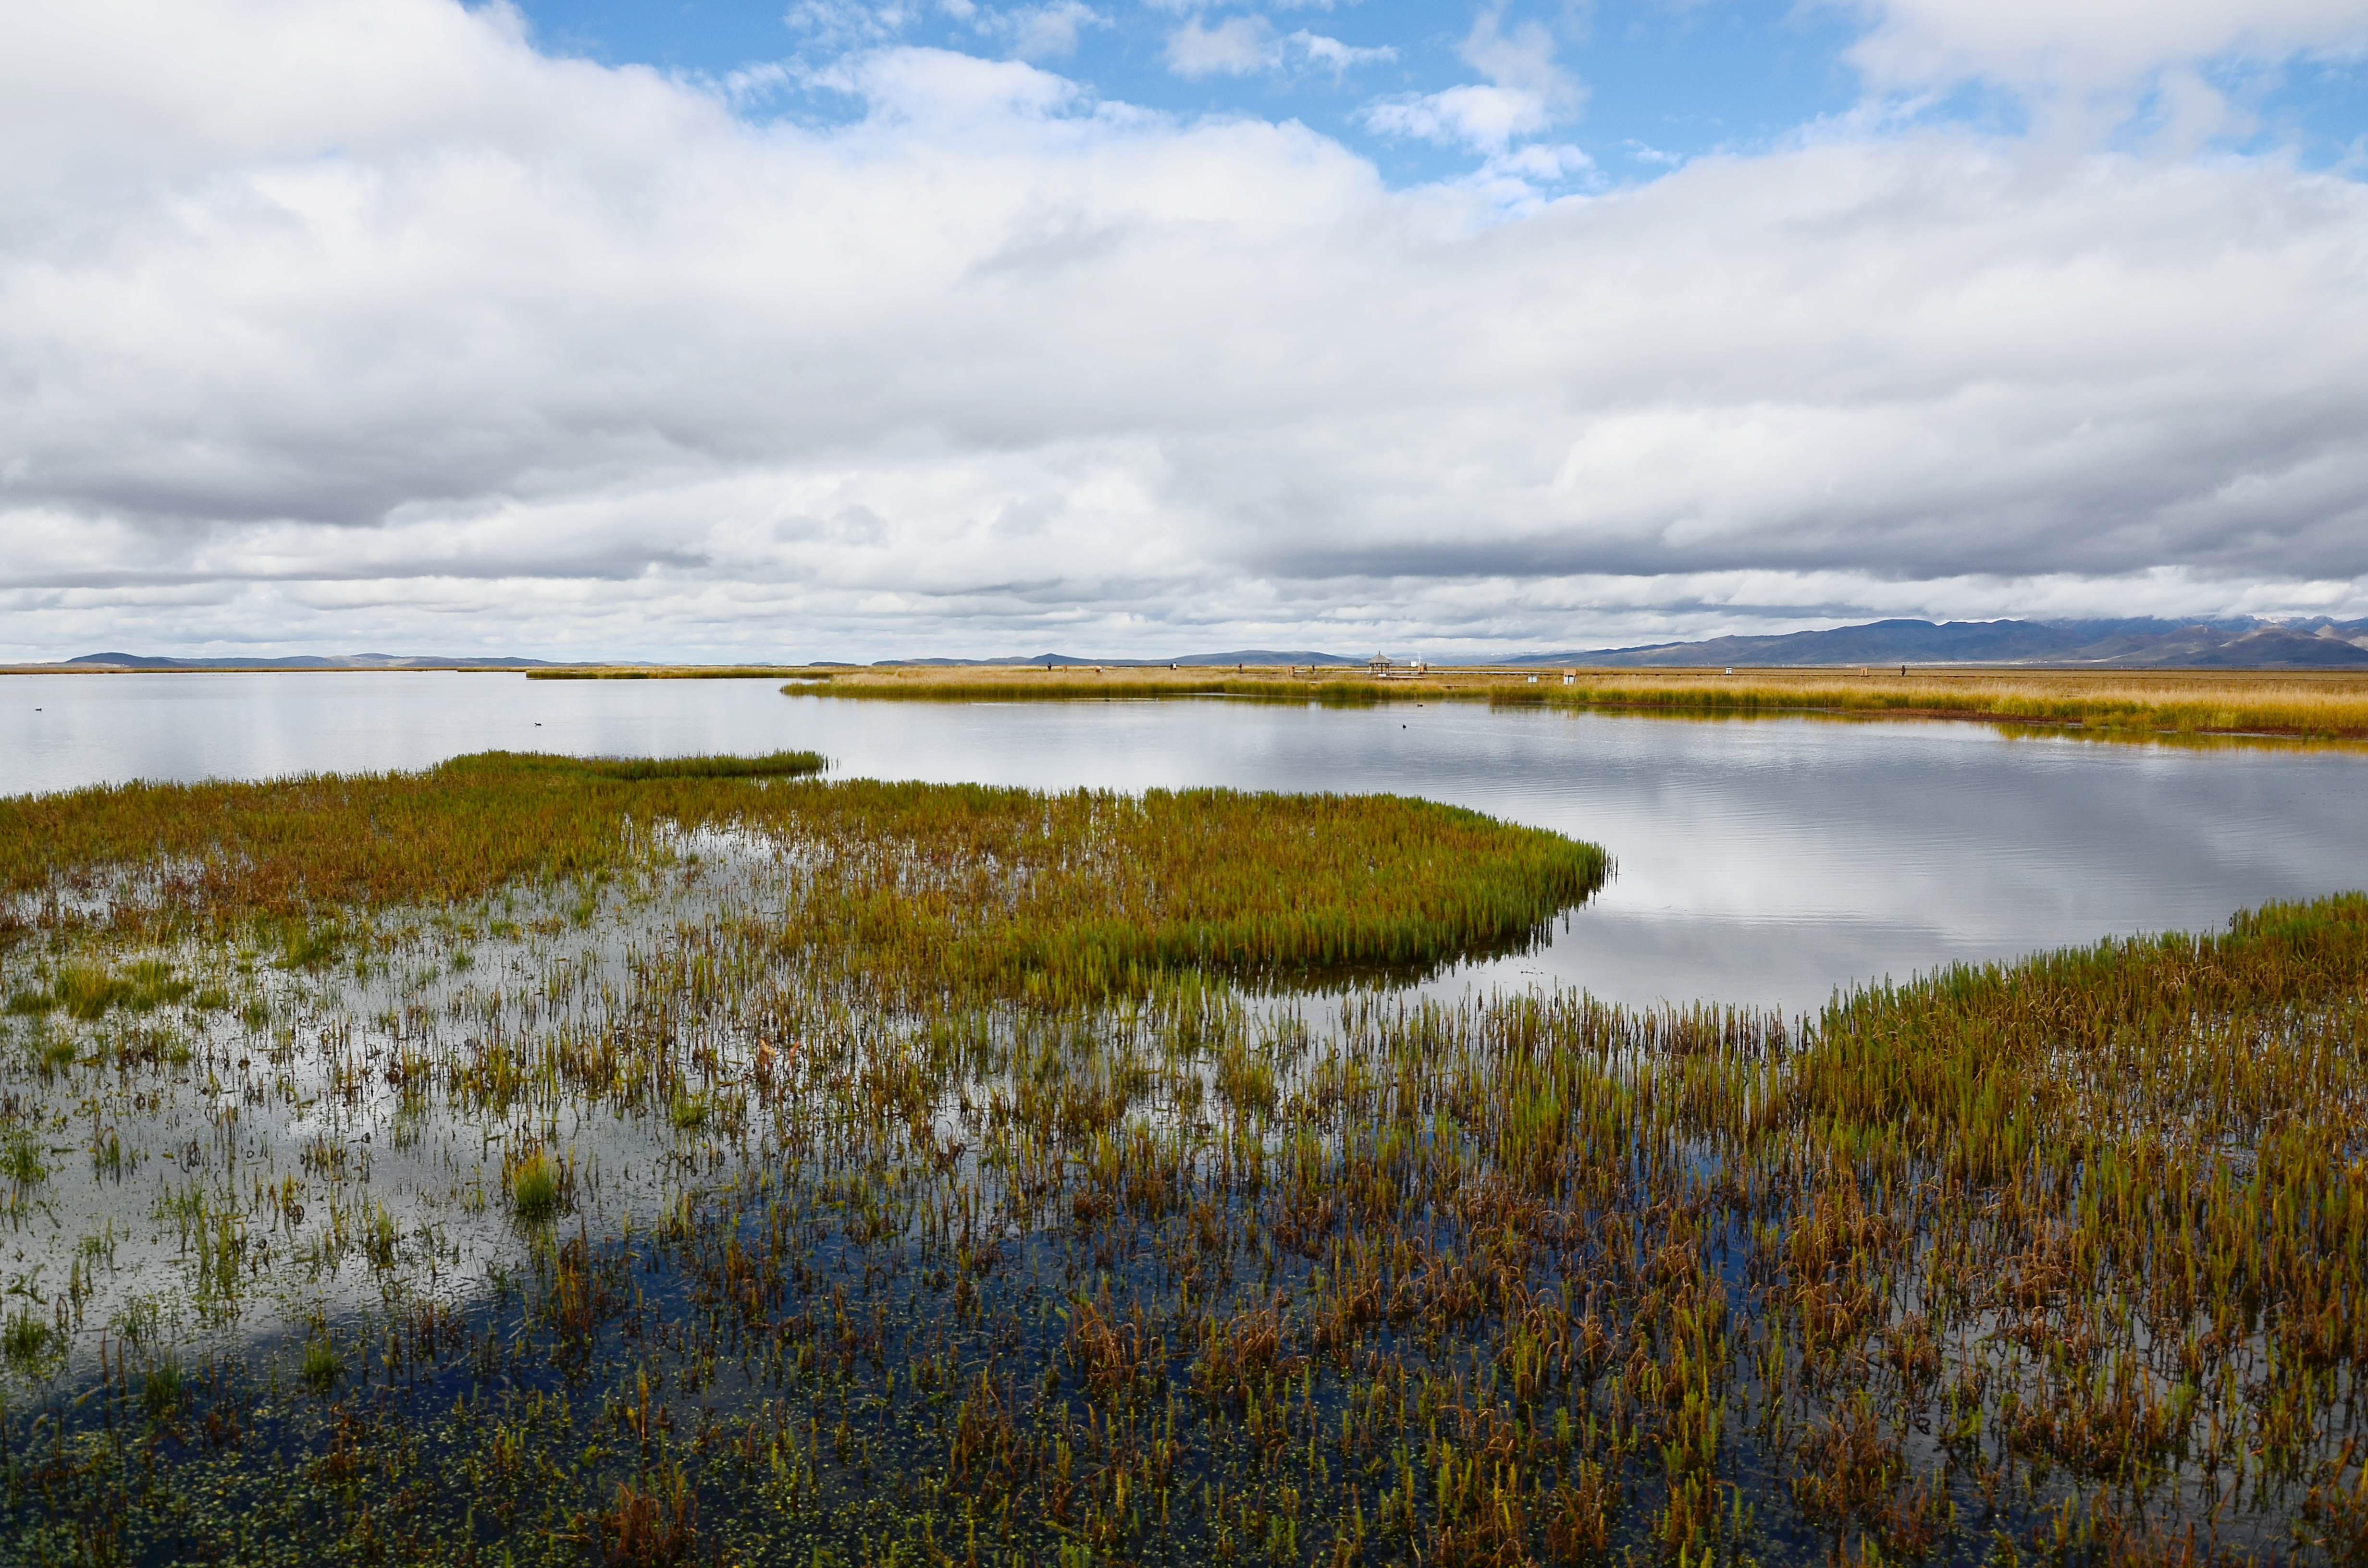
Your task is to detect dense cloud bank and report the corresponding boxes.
[3,0,2366,659]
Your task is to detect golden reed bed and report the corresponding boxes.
[750,663,2368,741]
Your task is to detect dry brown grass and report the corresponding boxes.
[781,663,1418,702]
[1513,666,2368,738]
[788,663,2368,739]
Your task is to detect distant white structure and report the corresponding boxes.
[1365,654,1429,678]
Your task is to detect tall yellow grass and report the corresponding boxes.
[789,663,2368,739]
[1500,666,2368,738]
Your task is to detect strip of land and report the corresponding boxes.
[16,656,2367,739]
[771,663,2368,741]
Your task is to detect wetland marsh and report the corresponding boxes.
[2,679,2367,1564]
[13,671,2368,1012]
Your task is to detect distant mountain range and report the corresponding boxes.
[860,621,2368,668]
[60,652,566,669]
[50,620,2368,672]
[1504,617,2368,669]
[869,650,1357,668]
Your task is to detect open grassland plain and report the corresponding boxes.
[778,666,2368,746]
[0,754,2362,1565]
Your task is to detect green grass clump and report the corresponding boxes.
[276,922,341,969]
[1,1128,48,1186]
[1,1311,54,1369]
[300,1337,341,1392]
[508,1151,561,1220]
[10,960,196,1019]
[52,963,130,1019]
[140,1358,185,1421]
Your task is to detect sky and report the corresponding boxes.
[2,0,2366,662]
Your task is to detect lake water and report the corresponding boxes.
[7,670,2367,1012]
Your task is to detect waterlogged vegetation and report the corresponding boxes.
[788,666,2368,745]
[2,753,1602,993]
[0,752,2365,1564]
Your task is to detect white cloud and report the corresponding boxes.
[1,0,2366,661]
[1846,0,2368,92]
[1457,1,1582,108]
[784,0,930,51]
[1459,141,1597,211]
[1363,84,1559,152]
[784,0,1098,65]
[1290,31,1396,73]
[1165,16,1394,79]
[802,45,1087,121]
[1167,14,1277,76]
[982,0,1102,61]
[1358,3,1582,154]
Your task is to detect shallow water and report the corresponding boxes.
[8,670,2367,1011]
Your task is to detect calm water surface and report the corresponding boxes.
[7,671,2366,1012]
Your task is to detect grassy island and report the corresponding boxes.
[0,757,2361,1565]
[777,665,2368,745]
